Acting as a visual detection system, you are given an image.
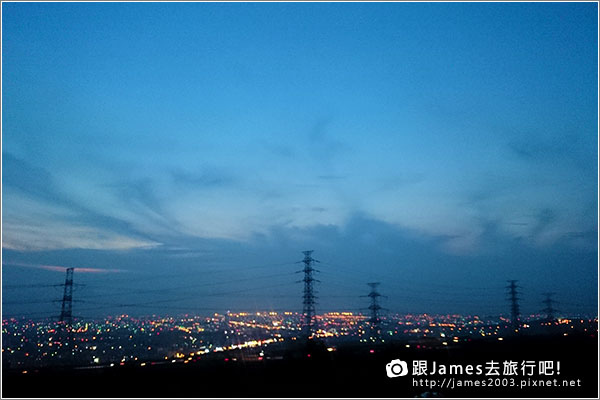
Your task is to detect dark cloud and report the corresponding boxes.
[307,117,348,165]
[532,208,556,234]
[105,177,187,238]
[508,134,575,160]
[3,213,596,318]
[261,141,296,158]
[566,230,597,239]
[2,152,161,245]
[170,168,236,188]
[109,178,164,215]
[3,152,67,206]
[376,173,426,191]
[507,133,596,174]
[317,174,347,181]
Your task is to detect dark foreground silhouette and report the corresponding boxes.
[3,334,597,398]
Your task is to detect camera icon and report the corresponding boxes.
[386,359,409,378]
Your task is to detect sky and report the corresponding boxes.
[2,2,598,319]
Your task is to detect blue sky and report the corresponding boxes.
[2,2,598,318]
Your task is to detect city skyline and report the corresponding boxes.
[2,2,598,318]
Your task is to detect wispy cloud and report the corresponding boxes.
[2,261,126,274]
[2,153,161,251]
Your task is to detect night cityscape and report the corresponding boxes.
[3,312,598,371]
[2,1,598,398]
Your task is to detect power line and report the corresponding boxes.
[2,283,64,289]
[69,282,299,313]
[81,271,295,299]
